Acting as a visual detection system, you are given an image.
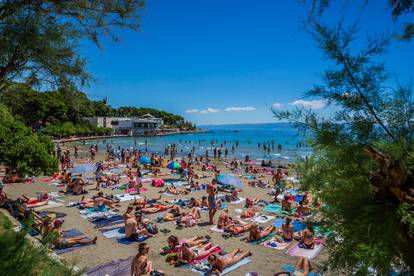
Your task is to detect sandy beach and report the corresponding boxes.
[3,147,329,276]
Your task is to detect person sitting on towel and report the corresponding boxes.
[188,197,201,208]
[51,220,97,249]
[300,225,315,249]
[201,196,209,209]
[217,209,235,229]
[247,224,276,242]
[207,249,252,275]
[72,175,85,194]
[164,184,178,195]
[179,242,220,264]
[123,206,153,240]
[281,217,294,242]
[93,191,116,209]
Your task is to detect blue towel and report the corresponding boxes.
[92,215,124,228]
[264,204,282,213]
[117,236,148,245]
[281,266,320,276]
[272,219,306,232]
[55,229,94,255]
[293,196,303,202]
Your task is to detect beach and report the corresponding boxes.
[2,135,329,276]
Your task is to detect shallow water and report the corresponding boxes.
[74,123,312,162]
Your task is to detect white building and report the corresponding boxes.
[85,114,164,135]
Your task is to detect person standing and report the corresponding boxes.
[207,179,218,225]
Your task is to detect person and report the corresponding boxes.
[164,185,178,195]
[0,182,9,208]
[179,242,220,264]
[188,197,201,208]
[131,243,154,275]
[201,196,209,208]
[179,207,201,226]
[247,224,276,242]
[52,220,97,250]
[94,191,116,209]
[225,223,253,235]
[300,225,315,249]
[140,204,173,214]
[133,195,162,206]
[240,207,257,219]
[281,195,296,211]
[275,257,312,276]
[162,205,182,221]
[207,179,218,225]
[207,249,252,275]
[123,206,153,240]
[297,200,311,216]
[282,217,294,242]
[72,175,85,194]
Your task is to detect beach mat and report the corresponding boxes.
[102,227,125,239]
[87,256,133,276]
[36,210,67,218]
[280,266,320,276]
[92,215,124,228]
[33,200,64,211]
[114,193,141,202]
[117,236,148,245]
[285,243,324,260]
[192,258,251,275]
[250,215,275,224]
[229,197,246,204]
[262,238,292,250]
[55,229,94,255]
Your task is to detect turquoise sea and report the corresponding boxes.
[78,123,312,162]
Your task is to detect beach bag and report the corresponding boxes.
[145,222,158,234]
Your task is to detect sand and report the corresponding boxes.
[3,149,330,276]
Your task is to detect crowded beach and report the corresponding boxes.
[0,140,327,276]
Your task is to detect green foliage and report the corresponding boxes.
[0,212,83,276]
[40,122,112,138]
[0,0,144,91]
[0,104,58,176]
[275,20,414,275]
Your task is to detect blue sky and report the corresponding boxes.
[81,0,414,125]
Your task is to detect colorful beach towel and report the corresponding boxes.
[262,238,292,250]
[272,218,306,232]
[280,266,320,276]
[102,227,125,239]
[285,242,324,260]
[250,215,275,224]
[114,193,141,202]
[92,215,124,228]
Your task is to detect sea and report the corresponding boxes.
[77,123,312,163]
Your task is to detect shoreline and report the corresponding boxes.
[54,129,210,143]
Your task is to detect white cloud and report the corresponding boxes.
[271,102,283,109]
[200,107,219,114]
[289,99,327,110]
[185,109,199,113]
[225,106,256,112]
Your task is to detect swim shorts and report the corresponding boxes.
[208,196,216,209]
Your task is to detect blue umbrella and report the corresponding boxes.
[71,163,97,175]
[139,156,151,165]
[217,174,243,188]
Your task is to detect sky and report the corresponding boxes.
[81,0,414,125]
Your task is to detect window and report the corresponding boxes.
[111,121,119,126]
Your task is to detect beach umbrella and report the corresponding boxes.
[217,174,243,188]
[71,163,97,175]
[162,161,185,170]
[139,156,151,165]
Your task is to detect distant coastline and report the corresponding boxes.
[54,128,209,143]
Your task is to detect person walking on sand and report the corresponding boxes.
[207,179,218,225]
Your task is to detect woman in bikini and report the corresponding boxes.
[207,249,252,275]
[247,224,276,242]
[240,207,257,219]
[179,242,220,264]
[282,217,294,242]
[140,204,173,214]
[225,223,253,235]
[300,225,315,249]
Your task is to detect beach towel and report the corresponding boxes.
[92,215,124,228]
[87,256,133,276]
[209,225,225,233]
[229,197,246,204]
[250,215,275,224]
[33,200,64,211]
[80,210,116,220]
[117,236,148,245]
[285,242,324,259]
[262,238,292,250]
[187,246,223,265]
[248,233,274,245]
[272,218,306,232]
[55,229,94,254]
[192,258,251,275]
[36,210,67,218]
[80,206,109,214]
[114,193,141,202]
[102,227,125,239]
[280,266,320,276]
[263,204,283,214]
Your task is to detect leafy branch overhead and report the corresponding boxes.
[0,0,144,91]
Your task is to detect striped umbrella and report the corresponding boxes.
[162,161,185,170]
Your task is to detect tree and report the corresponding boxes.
[0,105,58,176]
[0,0,144,91]
[275,20,414,274]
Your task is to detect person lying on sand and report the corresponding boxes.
[179,242,220,264]
[274,257,312,276]
[178,207,201,226]
[162,235,207,254]
[140,204,173,214]
[80,192,117,209]
[240,207,258,219]
[247,224,276,242]
[132,243,164,276]
[300,225,315,249]
[51,220,97,250]
[19,192,49,208]
[162,205,183,221]
[164,185,178,195]
[133,195,163,206]
[207,249,252,275]
[224,223,253,235]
